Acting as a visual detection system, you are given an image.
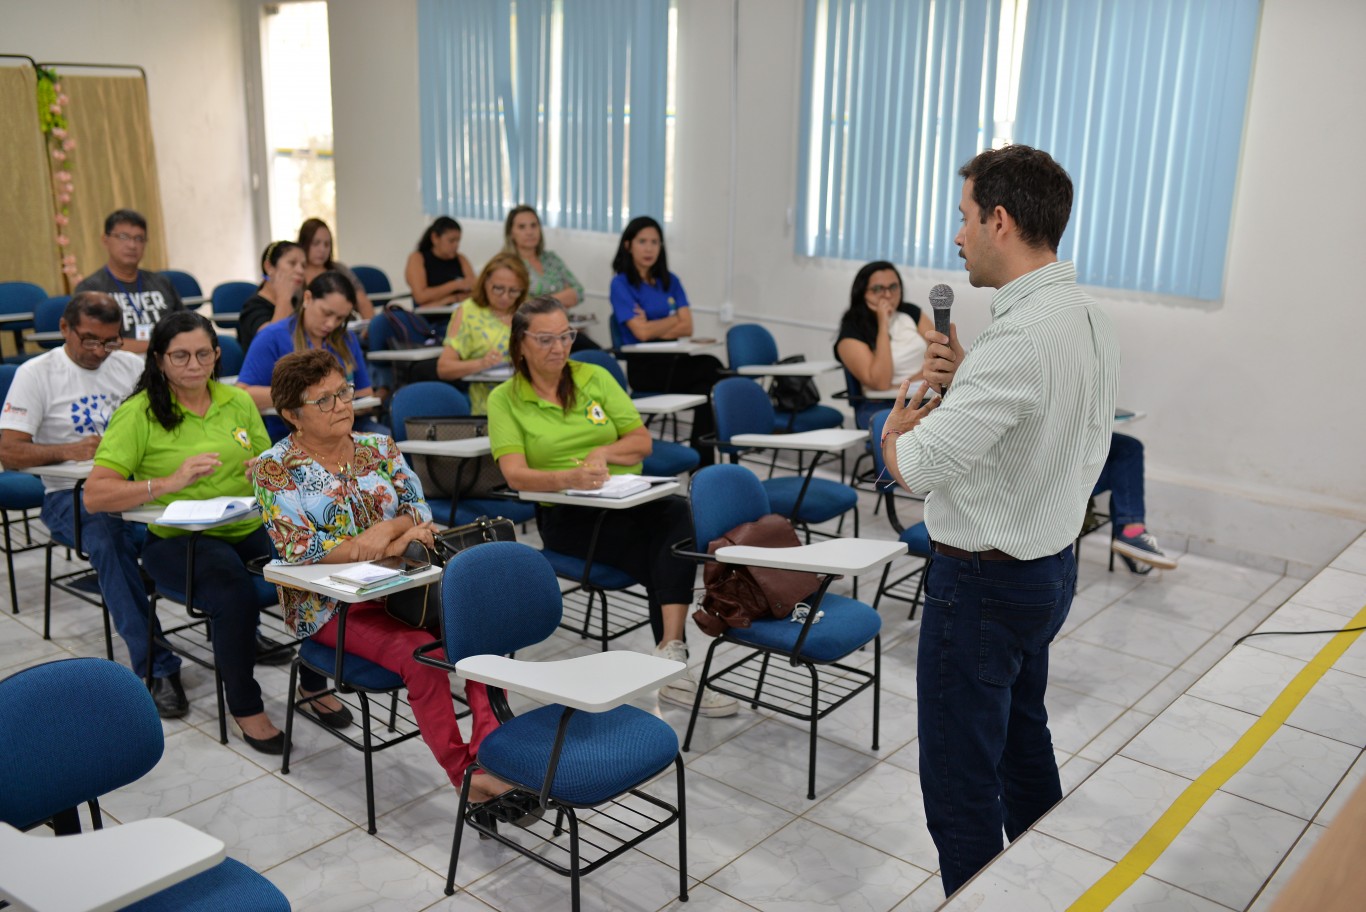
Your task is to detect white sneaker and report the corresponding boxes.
[653,640,738,718]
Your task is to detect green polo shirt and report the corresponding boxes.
[95,380,270,541]
[487,361,644,476]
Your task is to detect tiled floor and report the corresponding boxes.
[3,492,1364,912]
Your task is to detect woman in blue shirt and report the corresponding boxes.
[238,271,374,441]
[608,216,721,465]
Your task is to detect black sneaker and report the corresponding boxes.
[255,633,297,666]
[149,672,189,719]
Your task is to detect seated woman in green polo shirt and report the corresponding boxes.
[84,311,339,756]
[486,296,736,718]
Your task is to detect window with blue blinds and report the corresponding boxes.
[418,0,670,232]
[797,0,1261,300]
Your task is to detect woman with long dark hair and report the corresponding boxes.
[834,260,934,428]
[237,240,306,354]
[84,312,340,755]
[404,216,475,307]
[297,217,374,318]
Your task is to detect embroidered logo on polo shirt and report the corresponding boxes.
[232,427,252,450]
[585,400,608,425]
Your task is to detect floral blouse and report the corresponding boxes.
[524,250,584,300]
[252,432,432,638]
[445,299,511,415]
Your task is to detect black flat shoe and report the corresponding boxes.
[297,688,353,729]
[255,633,297,666]
[235,723,289,756]
[149,672,188,719]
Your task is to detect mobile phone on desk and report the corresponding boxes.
[375,553,431,574]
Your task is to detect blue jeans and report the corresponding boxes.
[917,545,1075,895]
[1091,433,1145,527]
[41,490,179,680]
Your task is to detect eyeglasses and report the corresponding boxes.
[867,283,901,297]
[108,232,147,245]
[76,334,124,352]
[163,349,216,366]
[488,284,524,298]
[526,329,578,348]
[302,383,356,412]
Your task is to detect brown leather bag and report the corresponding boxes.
[694,514,821,637]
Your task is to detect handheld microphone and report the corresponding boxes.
[929,283,954,337]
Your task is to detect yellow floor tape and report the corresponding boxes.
[1067,602,1366,911]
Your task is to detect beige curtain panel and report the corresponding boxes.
[62,73,168,279]
[0,65,64,293]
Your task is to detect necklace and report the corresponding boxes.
[298,436,354,475]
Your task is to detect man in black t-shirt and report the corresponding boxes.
[74,209,183,353]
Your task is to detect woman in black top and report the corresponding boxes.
[238,241,306,354]
[404,216,475,308]
[833,261,934,428]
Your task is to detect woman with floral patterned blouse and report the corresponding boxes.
[251,349,512,800]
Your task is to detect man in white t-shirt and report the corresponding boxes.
[0,292,187,717]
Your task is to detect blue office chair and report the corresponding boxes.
[388,382,534,528]
[0,657,290,910]
[414,542,687,911]
[682,464,882,799]
[571,350,700,477]
[0,281,45,364]
[0,364,48,614]
[216,335,245,376]
[725,324,844,433]
[159,269,204,301]
[711,377,859,539]
[210,281,256,328]
[868,409,932,618]
[351,265,391,295]
[33,296,70,350]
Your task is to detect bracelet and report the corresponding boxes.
[146,478,153,499]
[880,430,902,447]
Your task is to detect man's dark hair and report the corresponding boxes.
[959,146,1073,252]
[63,291,123,327]
[103,209,147,235]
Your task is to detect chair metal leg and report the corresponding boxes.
[282,661,299,775]
[100,602,113,660]
[674,755,689,901]
[806,663,820,800]
[598,590,608,652]
[752,653,771,709]
[871,635,881,752]
[359,692,378,834]
[569,810,582,912]
[387,692,399,732]
[43,544,53,640]
[5,513,20,614]
[873,562,892,612]
[681,639,722,752]
[445,769,475,895]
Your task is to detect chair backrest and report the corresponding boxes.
[868,408,899,492]
[725,324,780,370]
[712,376,776,444]
[441,541,562,660]
[35,296,70,335]
[608,313,625,350]
[217,335,245,375]
[159,269,203,299]
[351,265,391,295]
[389,381,471,441]
[0,363,19,403]
[689,464,771,548]
[0,658,164,830]
[0,282,46,329]
[211,281,258,316]
[570,349,629,391]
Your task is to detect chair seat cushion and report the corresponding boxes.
[540,549,637,590]
[0,471,45,510]
[901,522,931,556]
[725,593,881,662]
[124,857,290,912]
[299,637,404,691]
[477,703,678,805]
[642,440,700,477]
[762,477,858,524]
[774,404,844,433]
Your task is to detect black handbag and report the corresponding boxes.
[403,416,506,500]
[383,516,517,631]
[768,355,821,413]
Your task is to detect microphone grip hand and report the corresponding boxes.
[922,322,963,395]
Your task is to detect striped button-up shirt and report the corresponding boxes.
[895,261,1119,559]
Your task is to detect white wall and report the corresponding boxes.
[0,0,257,291]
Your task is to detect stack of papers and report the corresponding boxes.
[563,475,673,499]
[156,496,256,525]
[327,562,405,594]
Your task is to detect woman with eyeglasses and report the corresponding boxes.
[834,261,935,428]
[435,252,528,414]
[236,270,375,440]
[84,312,327,755]
[487,296,737,718]
[249,349,516,799]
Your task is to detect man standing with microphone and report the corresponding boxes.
[881,145,1118,896]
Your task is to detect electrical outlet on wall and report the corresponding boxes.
[719,301,735,323]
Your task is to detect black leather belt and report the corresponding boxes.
[932,543,1020,562]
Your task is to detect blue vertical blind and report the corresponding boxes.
[796,0,1001,270]
[797,0,1261,300]
[1013,0,1260,300]
[418,0,670,233]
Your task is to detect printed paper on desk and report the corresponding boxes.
[562,475,664,499]
[157,496,256,524]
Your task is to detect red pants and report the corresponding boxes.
[312,601,499,788]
